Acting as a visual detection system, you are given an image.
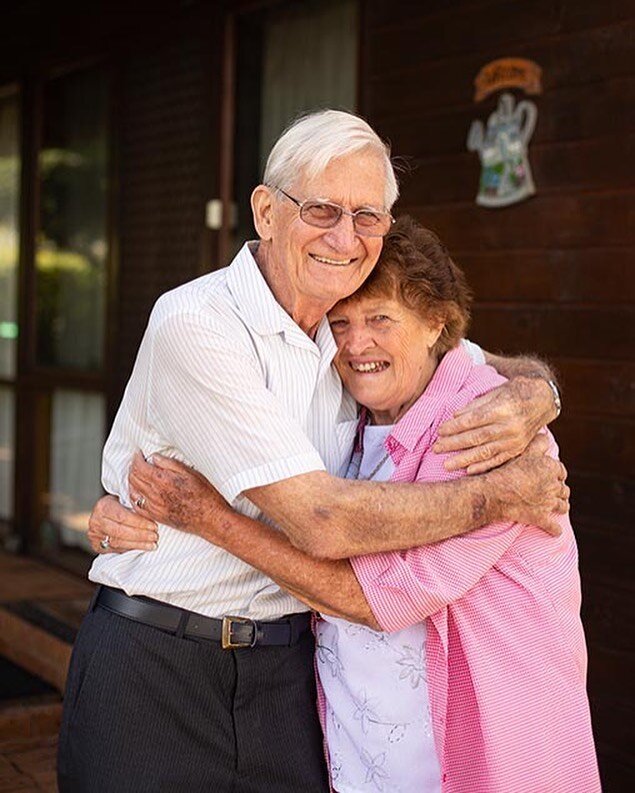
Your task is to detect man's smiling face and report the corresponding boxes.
[261,149,388,313]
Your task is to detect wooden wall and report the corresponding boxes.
[113,9,223,405]
[361,1,634,789]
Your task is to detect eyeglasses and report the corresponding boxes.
[270,186,394,238]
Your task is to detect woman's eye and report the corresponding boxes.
[371,315,390,323]
[329,319,348,331]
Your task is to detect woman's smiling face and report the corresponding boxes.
[329,295,443,425]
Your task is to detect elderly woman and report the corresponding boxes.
[111,217,599,792]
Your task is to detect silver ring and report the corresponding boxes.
[99,535,111,550]
[135,496,146,510]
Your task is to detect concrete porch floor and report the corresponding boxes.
[0,552,93,792]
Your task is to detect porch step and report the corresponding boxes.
[0,552,92,694]
[0,698,62,742]
[0,600,88,694]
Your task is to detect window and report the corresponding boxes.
[231,0,359,255]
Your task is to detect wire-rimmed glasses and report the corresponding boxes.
[270,186,394,238]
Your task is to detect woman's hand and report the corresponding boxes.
[88,494,159,554]
[128,453,232,541]
[434,377,554,474]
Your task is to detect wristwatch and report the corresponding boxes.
[545,378,562,419]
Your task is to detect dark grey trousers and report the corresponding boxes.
[57,598,329,792]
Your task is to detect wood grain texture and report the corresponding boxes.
[455,251,632,305]
[363,0,634,784]
[365,21,635,115]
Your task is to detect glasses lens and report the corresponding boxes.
[300,201,341,228]
[354,210,392,237]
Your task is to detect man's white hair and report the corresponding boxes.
[263,109,399,210]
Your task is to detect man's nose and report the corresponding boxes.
[324,213,358,252]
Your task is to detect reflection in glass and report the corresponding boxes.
[36,67,109,370]
[43,390,104,554]
[0,388,14,521]
[0,89,20,379]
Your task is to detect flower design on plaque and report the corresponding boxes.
[467,57,542,208]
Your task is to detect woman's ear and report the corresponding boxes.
[251,185,274,241]
[427,322,444,351]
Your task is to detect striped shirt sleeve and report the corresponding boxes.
[146,307,326,504]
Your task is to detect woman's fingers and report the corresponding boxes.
[88,493,158,554]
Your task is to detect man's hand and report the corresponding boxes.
[486,434,569,536]
[128,453,231,541]
[88,495,159,554]
[434,377,557,474]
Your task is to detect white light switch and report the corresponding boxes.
[206,199,223,230]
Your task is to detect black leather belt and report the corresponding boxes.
[95,586,310,649]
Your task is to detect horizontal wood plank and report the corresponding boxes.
[368,0,560,76]
[567,471,634,526]
[402,192,635,250]
[581,579,635,654]
[575,520,635,590]
[587,646,635,709]
[468,305,635,360]
[452,250,633,305]
[365,0,634,38]
[555,360,635,416]
[365,21,635,115]
[551,414,633,473]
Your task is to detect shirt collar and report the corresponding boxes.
[225,241,338,363]
[226,242,290,336]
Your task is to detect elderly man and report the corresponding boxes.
[58,111,565,793]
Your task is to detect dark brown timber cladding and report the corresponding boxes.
[361,0,634,788]
[114,10,222,407]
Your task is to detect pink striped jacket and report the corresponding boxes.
[317,344,601,793]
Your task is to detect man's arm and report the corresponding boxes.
[119,433,567,563]
[434,349,561,474]
[244,435,566,559]
[88,490,379,627]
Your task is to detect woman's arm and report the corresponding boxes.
[197,504,380,629]
[113,455,380,628]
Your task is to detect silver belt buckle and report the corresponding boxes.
[221,615,256,649]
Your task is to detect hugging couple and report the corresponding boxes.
[58,110,600,793]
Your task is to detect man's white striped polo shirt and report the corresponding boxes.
[90,242,358,618]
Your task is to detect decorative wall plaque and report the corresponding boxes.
[467,58,542,208]
[467,93,537,208]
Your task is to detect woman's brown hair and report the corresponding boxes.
[343,215,473,356]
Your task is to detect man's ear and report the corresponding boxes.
[251,185,274,241]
